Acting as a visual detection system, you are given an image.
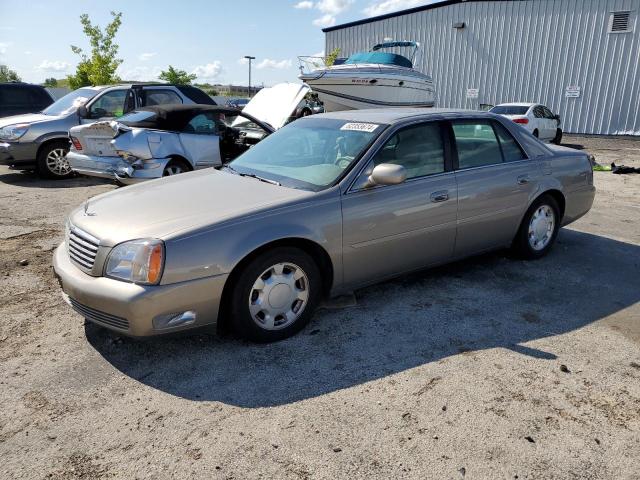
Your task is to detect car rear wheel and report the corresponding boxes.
[37,141,72,179]
[532,129,539,138]
[513,194,560,259]
[163,159,190,176]
[230,247,322,342]
[552,128,563,145]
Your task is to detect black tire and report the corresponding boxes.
[37,141,72,179]
[162,159,190,177]
[300,108,312,117]
[532,129,539,138]
[230,247,322,342]
[512,194,561,260]
[552,128,563,145]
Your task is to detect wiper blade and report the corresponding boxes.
[239,173,281,186]
[222,165,281,186]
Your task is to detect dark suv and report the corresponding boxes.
[0,82,53,118]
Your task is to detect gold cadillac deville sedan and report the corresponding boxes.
[54,109,595,342]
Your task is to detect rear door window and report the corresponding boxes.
[493,122,527,162]
[452,121,503,169]
[142,89,183,107]
[183,113,216,134]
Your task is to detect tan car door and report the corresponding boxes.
[341,121,458,288]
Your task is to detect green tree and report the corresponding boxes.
[0,65,21,82]
[159,65,197,85]
[67,11,123,88]
[43,77,58,87]
[325,47,341,66]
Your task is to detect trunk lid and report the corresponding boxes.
[69,121,119,157]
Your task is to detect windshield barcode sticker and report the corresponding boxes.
[340,122,380,133]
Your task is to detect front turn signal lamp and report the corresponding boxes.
[104,239,164,285]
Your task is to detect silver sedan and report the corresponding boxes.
[53,109,595,342]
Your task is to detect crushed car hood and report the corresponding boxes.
[238,82,310,130]
[69,168,314,245]
[0,112,59,128]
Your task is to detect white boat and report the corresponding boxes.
[298,41,435,112]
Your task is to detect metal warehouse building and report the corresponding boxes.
[323,0,640,135]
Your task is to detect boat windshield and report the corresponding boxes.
[226,117,386,191]
[344,52,413,68]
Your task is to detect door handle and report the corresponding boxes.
[517,175,530,185]
[430,191,449,202]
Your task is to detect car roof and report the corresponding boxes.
[313,108,501,124]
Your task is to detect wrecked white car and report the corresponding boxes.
[67,83,310,184]
[66,105,273,184]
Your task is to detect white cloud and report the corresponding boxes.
[313,13,337,27]
[36,60,71,72]
[256,58,293,70]
[312,0,353,27]
[363,0,429,17]
[294,1,314,8]
[24,51,32,55]
[0,42,10,55]
[138,52,157,61]
[116,65,163,82]
[192,61,223,81]
[237,57,249,65]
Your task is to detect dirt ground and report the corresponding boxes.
[0,135,639,480]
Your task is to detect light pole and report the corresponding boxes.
[244,55,255,96]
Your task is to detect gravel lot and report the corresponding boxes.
[1,135,639,479]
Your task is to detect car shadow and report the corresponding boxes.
[86,229,640,407]
[0,170,113,188]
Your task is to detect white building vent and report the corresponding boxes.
[609,11,632,33]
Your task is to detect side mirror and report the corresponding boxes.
[366,163,407,187]
[77,105,88,118]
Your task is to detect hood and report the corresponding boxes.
[238,83,310,130]
[0,112,58,128]
[69,168,313,245]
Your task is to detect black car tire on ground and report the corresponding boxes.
[230,247,322,342]
[532,129,539,138]
[37,141,72,179]
[552,128,563,145]
[512,194,561,260]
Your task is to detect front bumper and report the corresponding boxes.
[67,151,168,185]
[53,243,228,336]
[0,141,38,166]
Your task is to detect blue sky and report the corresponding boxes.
[0,0,434,85]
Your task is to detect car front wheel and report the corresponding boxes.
[552,128,563,145]
[230,247,322,342]
[37,141,72,179]
[513,194,560,259]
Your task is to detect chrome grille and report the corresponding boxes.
[68,226,99,271]
[69,297,129,331]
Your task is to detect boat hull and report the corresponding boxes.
[300,64,435,112]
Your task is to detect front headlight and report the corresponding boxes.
[0,123,30,141]
[105,239,164,285]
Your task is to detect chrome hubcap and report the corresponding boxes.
[249,262,309,330]
[528,205,555,251]
[163,165,184,176]
[46,148,71,176]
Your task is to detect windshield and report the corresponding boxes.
[490,105,530,115]
[42,88,99,116]
[227,117,385,191]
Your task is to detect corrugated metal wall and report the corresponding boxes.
[325,0,640,135]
